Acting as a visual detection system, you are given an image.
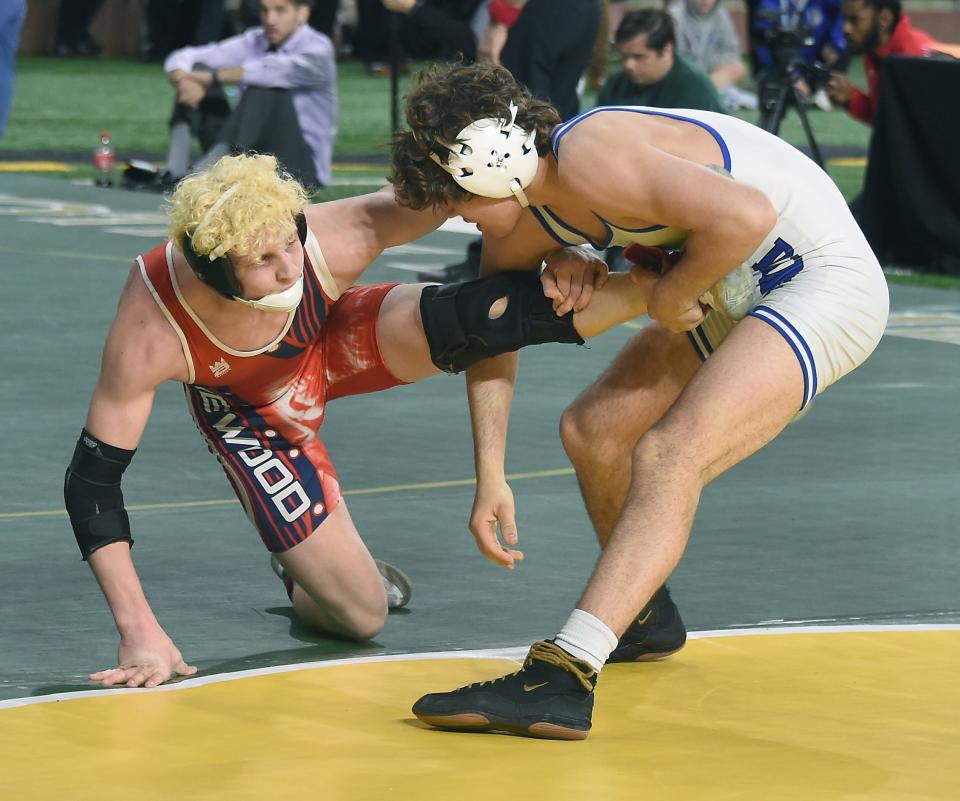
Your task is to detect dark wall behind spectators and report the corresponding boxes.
[16,1,960,58]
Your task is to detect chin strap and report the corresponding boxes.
[234,273,304,313]
[509,178,530,208]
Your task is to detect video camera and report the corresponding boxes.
[753,0,830,164]
[754,2,832,90]
[799,60,833,92]
[755,5,814,49]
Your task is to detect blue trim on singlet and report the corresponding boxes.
[531,201,664,250]
[550,106,732,170]
[749,306,819,409]
[540,205,603,248]
[529,206,575,248]
[539,204,671,250]
[593,214,672,249]
[531,107,732,250]
[267,249,330,359]
[685,325,714,362]
[595,215,665,235]
[685,332,706,362]
[686,307,817,408]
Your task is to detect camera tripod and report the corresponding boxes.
[756,63,825,169]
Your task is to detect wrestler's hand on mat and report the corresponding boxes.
[647,276,706,333]
[469,478,524,569]
[91,628,198,688]
[542,248,609,316]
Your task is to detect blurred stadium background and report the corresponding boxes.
[4,0,960,287]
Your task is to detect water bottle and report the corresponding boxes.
[93,131,115,187]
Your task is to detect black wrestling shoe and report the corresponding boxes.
[413,640,597,740]
[122,162,181,194]
[607,585,687,663]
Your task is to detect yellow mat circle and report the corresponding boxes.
[1,630,957,801]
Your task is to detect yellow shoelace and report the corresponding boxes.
[525,641,597,692]
[459,640,597,692]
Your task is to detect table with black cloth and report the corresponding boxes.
[860,55,960,275]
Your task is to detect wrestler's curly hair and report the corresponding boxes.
[167,153,308,260]
[390,62,561,210]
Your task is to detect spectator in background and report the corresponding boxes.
[0,0,25,138]
[586,0,611,91]
[669,0,756,109]
[598,9,725,112]
[352,0,404,75]
[597,8,726,275]
[143,0,227,62]
[421,0,600,283]
[826,0,933,126]
[380,0,488,62]
[310,0,341,37]
[354,1,486,76]
[606,0,629,43]
[55,0,104,57]
[597,7,724,273]
[498,0,601,122]
[129,0,335,192]
[234,0,264,29]
[237,0,341,38]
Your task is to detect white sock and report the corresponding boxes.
[554,609,619,672]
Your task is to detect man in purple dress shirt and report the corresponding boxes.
[151,0,336,190]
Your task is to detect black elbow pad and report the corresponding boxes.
[64,429,136,560]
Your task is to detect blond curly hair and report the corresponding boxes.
[167,153,309,260]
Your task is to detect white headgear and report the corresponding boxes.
[430,102,539,207]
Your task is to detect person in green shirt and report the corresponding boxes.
[597,9,725,113]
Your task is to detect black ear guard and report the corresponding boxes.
[182,211,308,301]
[295,211,308,246]
[181,229,242,299]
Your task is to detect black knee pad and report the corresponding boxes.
[419,270,584,374]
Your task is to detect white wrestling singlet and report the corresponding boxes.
[544,107,889,410]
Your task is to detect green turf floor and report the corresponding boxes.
[0,55,877,209]
[0,56,873,159]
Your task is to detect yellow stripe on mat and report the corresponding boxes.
[827,157,868,168]
[1,629,957,800]
[0,161,74,172]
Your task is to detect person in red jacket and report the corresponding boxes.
[827,0,934,125]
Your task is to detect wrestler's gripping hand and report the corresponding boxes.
[541,248,609,316]
[469,477,525,569]
[644,274,707,333]
[90,628,198,689]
